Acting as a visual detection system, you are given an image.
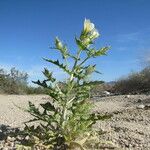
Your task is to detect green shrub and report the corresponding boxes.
[21,19,111,150]
[0,67,28,94]
[112,66,150,94]
[26,86,47,94]
[91,81,114,96]
[0,68,47,95]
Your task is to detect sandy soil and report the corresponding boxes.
[93,95,150,150]
[0,95,49,128]
[0,94,150,149]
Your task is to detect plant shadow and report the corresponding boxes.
[0,124,20,141]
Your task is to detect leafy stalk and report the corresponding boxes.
[22,19,110,150]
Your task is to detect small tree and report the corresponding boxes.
[0,67,28,94]
[23,19,110,150]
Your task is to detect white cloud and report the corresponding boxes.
[116,32,140,43]
[115,28,150,45]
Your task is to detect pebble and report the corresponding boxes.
[137,99,142,103]
[1,95,150,149]
[125,95,131,98]
[25,135,30,140]
[145,104,150,109]
[136,104,145,109]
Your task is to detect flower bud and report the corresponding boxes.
[55,37,63,50]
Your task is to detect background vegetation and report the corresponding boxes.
[112,66,150,94]
[0,67,46,94]
[0,66,150,95]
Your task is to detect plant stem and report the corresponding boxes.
[78,56,89,67]
[61,49,82,128]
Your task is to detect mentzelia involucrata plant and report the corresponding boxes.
[22,19,111,150]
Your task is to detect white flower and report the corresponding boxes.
[90,29,100,39]
[82,38,91,45]
[84,19,95,33]
[83,19,100,40]
[79,19,100,48]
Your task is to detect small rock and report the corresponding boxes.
[6,136,15,143]
[3,148,9,150]
[16,135,22,141]
[9,137,16,142]
[10,142,15,147]
[137,99,142,103]
[7,136,12,141]
[145,104,150,109]
[102,91,111,96]
[129,144,132,148]
[136,104,145,109]
[25,135,30,140]
[125,95,131,98]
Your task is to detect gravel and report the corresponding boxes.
[0,94,150,149]
[94,95,150,150]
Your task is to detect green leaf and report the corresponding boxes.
[85,65,96,75]
[24,118,40,124]
[94,70,101,74]
[87,49,96,57]
[32,80,48,88]
[75,37,87,50]
[54,37,69,59]
[28,101,41,115]
[55,37,63,50]
[43,58,71,75]
[94,47,110,57]
[40,102,55,112]
[42,68,56,83]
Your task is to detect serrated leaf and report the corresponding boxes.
[28,101,40,114]
[94,47,110,56]
[42,68,56,82]
[85,65,96,75]
[24,118,40,124]
[95,70,101,74]
[40,102,55,112]
[32,80,48,88]
[43,58,71,75]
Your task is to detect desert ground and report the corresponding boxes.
[0,94,150,150]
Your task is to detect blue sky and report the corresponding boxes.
[0,0,150,84]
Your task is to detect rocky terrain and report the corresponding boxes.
[94,95,150,150]
[0,94,150,149]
